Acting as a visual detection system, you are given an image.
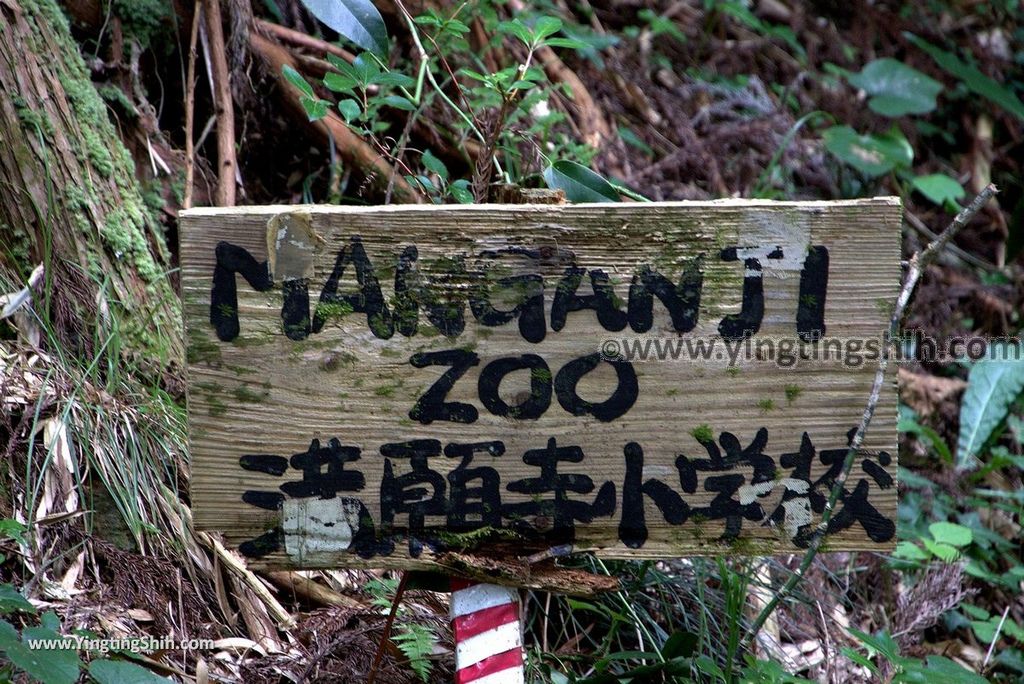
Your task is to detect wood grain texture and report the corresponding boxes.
[180,199,901,572]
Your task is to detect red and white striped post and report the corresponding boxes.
[450,580,525,684]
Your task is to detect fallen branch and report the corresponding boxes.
[741,184,999,649]
[250,31,422,204]
[265,570,365,610]
[255,18,355,64]
[203,0,237,206]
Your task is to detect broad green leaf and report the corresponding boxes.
[847,628,900,663]
[661,630,698,659]
[956,341,1024,469]
[373,71,416,89]
[928,521,972,548]
[533,17,563,41]
[543,160,619,203]
[893,541,929,561]
[694,655,726,679]
[0,584,35,615]
[912,174,965,207]
[822,126,913,177]
[299,96,329,121]
[323,72,357,93]
[921,537,960,562]
[6,627,80,684]
[337,99,360,122]
[298,0,388,56]
[282,65,314,98]
[351,54,381,85]
[916,656,989,684]
[847,58,942,117]
[381,95,416,111]
[449,180,473,204]
[89,659,172,683]
[0,519,26,544]
[907,33,1024,122]
[496,20,533,46]
[421,150,448,180]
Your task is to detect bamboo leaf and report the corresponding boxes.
[543,160,619,202]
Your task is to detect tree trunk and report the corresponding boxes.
[0,0,182,372]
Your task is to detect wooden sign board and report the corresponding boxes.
[180,200,901,572]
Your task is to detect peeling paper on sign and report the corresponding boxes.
[266,211,316,281]
[282,497,362,563]
[735,210,813,277]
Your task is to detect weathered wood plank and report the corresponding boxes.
[180,199,901,572]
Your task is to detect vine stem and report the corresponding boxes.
[741,184,998,650]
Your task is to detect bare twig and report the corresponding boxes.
[203,0,236,206]
[742,184,998,648]
[183,0,201,209]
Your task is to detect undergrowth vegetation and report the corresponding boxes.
[1,0,1023,682]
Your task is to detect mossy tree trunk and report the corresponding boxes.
[0,0,182,371]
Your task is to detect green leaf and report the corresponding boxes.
[282,65,314,97]
[893,541,929,561]
[847,58,942,117]
[89,659,172,683]
[533,16,563,41]
[543,37,589,50]
[918,656,989,684]
[449,179,473,203]
[323,72,357,94]
[661,630,698,659]
[421,150,448,180]
[337,99,361,122]
[7,627,80,684]
[373,71,416,89]
[911,174,965,208]
[381,95,416,111]
[299,96,329,121]
[921,538,960,562]
[351,54,381,85]
[907,33,1024,122]
[898,412,952,463]
[956,341,1024,469]
[543,160,619,203]
[298,0,389,56]
[497,19,533,46]
[928,521,973,548]
[0,519,26,544]
[822,125,913,177]
[0,584,35,615]
[694,654,726,679]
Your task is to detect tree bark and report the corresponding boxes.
[0,0,182,371]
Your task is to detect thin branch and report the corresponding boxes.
[183,0,201,209]
[254,18,355,64]
[203,0,236,206]
[742,184,998,647]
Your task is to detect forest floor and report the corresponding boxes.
[1,0,1023,682]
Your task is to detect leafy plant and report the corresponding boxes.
[907,33,1024,122]
[956,342,1024,470]
[846,58,943,117]
[844,628,988,683]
